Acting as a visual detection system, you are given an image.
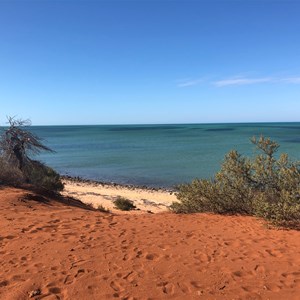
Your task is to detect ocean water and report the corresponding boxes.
[26,123,300,188]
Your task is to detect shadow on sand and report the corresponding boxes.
[0,183,97,211]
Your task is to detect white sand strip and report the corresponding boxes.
[62,179,177,213]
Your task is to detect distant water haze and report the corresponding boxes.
[28,123,300,188]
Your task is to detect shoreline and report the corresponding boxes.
[61,175,176,193]
[61,175,178,213]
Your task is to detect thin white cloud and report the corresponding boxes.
[177,75,300,88]
[177,78,203,87]
[213,77,273,87]
[280,77,300,84]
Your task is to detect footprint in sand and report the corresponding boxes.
[194,253,211,263]
[156,281,175,295]
[110,280,124,292]
[145,253,159,261]
[74,269,85,278]
[190,280,203,289]
[242,285,260,293]
[264,283,281,292]
[265,249,284,258]
[254,264,266,275]
[0,280,9,287]
[1,235,16,241]
[232,270,253,279]
[177,282,191,294]
[48,287,61,294]
[281,271,300,288]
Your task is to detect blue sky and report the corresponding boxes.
[1,0,300,125]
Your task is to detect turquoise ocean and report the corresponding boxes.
[29,123,300,188]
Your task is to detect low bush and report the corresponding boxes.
[97,204,110,213]
[0,157,64,192]
[0,157,25,186]
[113,196,136,211]
[171,136,300,226]
[23,160,64,192]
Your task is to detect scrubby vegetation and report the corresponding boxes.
[113,196,136,211]
[0,157,25,186]
[0,117,63,192]
[171,136,300,226]
[97,204,110,213]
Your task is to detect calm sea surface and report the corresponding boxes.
[27,123,300,188]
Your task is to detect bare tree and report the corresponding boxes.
[0,117,54,170]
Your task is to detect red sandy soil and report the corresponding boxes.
[1,187,300,300]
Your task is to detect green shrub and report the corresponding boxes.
[171,136,300,226]
[0,157,64,192]
[23,160,64,192]
[97,204,110,213]
[113,196,136,211]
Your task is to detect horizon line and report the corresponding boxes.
[10,120,300,127]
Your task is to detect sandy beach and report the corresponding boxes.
[1,186,300,299]
[61,177,177,213]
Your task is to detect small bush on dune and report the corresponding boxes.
[23,160,64,192]
[97,204,110,213]
[113,196,136,211]
[171,136,300,226]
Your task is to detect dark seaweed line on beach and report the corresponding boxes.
[61,175,176,193]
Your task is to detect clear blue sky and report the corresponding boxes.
[1,0,300,125]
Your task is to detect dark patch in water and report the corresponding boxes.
[250,125,300,130]
[274,126,300,130]
[205,128,234,132]
[283,138,300,143]
[108,126,183,132]
[190,127,204,130]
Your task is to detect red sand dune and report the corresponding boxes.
[1,187,300,299]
